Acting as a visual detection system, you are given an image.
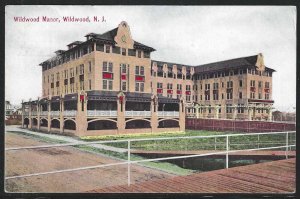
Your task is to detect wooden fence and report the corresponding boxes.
[186,118,296,132]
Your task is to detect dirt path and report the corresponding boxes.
[5,132,174,193]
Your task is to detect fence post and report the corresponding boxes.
[128,140,131,186]
[214,137,217,151]
[226,135,229,169]
[257,134,260,149]
[285,132,288,159]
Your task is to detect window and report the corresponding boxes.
[121,48,126,56]
[108,80,113,90]
[122,82,127,91]
[135,82,139,91]
[79,81,84,90]
[221,82,224,88]
[238,104,244,113]
[137,50,142,58]
[80,64,84,75]
[226,104,232,113]
[140,83,144,92]
[250,80,255,87]
[186,85,191,91]
[265,82,270,88]
[227,81,233,88]
[250,92,255,99]
[258,81,262,88]
[121,64,127,73]
[259,92,262,99]
[239,80,243,87]
[103,80,113,90]
[227,92,233,100]
[140,66,144,76]
[89,79,91,90]
[265,93,270,100]
[205,83,210,90]
[103,62,113,72]
[88,61,92,73]
[157,82,163,88]
[167,83,173,89]
[239,92,243,99]
[177,94,182,99]
[213,91,219,100]
[177,84,182,90]
[186,95,191,102]
[56,72,60,81]
[135,66,139,75]
[105,45,111,53]
[213,83,218,90]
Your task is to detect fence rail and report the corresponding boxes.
[125,111,151,117]
[158,111,179,117]
[87,110,117,117]
[5,131,296,187]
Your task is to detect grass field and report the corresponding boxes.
[80,130,296,152]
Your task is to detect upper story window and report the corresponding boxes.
[157,82,163,89]
[167,83,173,89]
[64,70,68,79]
[258,81,262,88]
[51,74,54,83]
[135,66,144,75]
[137,50,142,58]
[227,81,233,88]
[186,85,191,91]
[250,80,255,87]
[70,68,74,77]
[88,61,92,73]
[239,80,243,87]
[121,64,127,73]
[213,83,219,90]
[103,62,113,72]
[177,84,182,90]
[105,45,111,53]
[80,64,84,75]
[265,82,270,88]
[205,83,210,90]
[56,72,60,81]
[121,48,126,56]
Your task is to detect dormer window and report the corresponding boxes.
[121,48,126,56]
[105,45,111,53]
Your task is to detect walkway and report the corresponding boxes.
[88,158,296,193]
[5,125,126,153]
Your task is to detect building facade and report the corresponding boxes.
[22,21,275,136]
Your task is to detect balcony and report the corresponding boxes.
[40,111,48,116]
[125,111,151,117]
[31,111,37,116]
[87,110,117,117]
[64,110,77,117]
[51,111,60,117]
[158,111,179,117]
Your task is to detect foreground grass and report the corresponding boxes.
[80,130,296,152]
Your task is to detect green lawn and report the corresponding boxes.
[80,130,296,152]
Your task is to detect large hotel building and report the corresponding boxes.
[22,21,275,136]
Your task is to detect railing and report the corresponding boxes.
[158,111,179,117]
[31,111,37,116]
[23,112,29,116]
[64,110,77,117]
[40,111,48,116]
[51,111,60,117]
[5,131,296,187]
[87,110,117,117]
[125,111,151,117]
